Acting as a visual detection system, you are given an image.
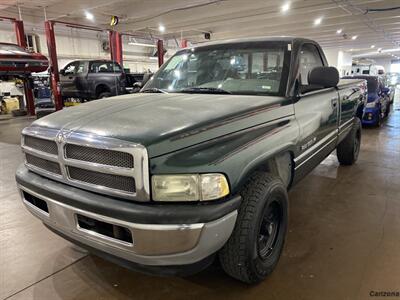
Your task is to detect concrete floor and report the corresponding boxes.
[1,99,400,300]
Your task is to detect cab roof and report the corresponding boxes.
[190,36,314,49]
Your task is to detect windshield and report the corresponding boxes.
[365,78,378,91]
[143,42,289,96]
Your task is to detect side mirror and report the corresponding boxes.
[59,69,65,76]
[308,66,339,88]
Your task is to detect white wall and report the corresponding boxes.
[323,48,352,77]
[338,51,352,76]
[370,57,392,73]
[323,49,339,67]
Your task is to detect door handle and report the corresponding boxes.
[331,98,338,108]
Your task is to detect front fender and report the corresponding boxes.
[149,115,299,195]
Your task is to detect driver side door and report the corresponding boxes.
[60,61,78,97]
[293,43,339,181]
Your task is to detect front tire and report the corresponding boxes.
[98,92,111,99]
[219,172,288,284]
[337,117,361,165]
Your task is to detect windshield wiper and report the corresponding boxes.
[179,87,232,94]
[141,88,168,94]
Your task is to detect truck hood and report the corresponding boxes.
[33,93,291,157]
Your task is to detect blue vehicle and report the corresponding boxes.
[343,75,390,126]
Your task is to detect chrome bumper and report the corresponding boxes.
[18,185,237,266]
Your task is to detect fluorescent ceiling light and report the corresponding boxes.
[370,45,375,48]
[351,35,358,40]
[128,42,157,48]
[85,11,94,21]
[314,17,322,25]
[281,2,290,12]
[158,24,165,32]
[336,29,342,34]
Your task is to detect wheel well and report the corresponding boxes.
[95,84,110,97]
[253,151,294,190]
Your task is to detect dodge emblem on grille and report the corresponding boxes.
[56,132,66,144]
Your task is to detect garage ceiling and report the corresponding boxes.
[1,0,400,59]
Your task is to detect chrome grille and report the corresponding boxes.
[24,135,58,155]
[68,166,136,193]
[25,153,62,175]
[65,144,134,168]
[21,127,150,201]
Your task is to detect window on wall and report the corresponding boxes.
[25,34,40,53]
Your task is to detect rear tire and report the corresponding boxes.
[11,109,27,117]
[385,103,390,117]
[219,172,288,284]
[337,117,361,165]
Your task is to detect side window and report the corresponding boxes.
[299,44,324,85]
[76,61,85,74]
[111,62,122,72]
[90,62,110,73]
[64,62,76,75]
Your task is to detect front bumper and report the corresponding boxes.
[16,165,239,266]
[362,107,379,125]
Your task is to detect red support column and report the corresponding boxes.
[14,20,27,47]
[157,39,164,67]
[109,30,123,67]
[14,20,35,115]
[45,21,63,111]
[180,39,188,48]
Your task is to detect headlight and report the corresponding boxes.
[365,102,377,108]
[152,174,230,202]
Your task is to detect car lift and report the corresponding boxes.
[44,21,165,111]
[0,16,35,116]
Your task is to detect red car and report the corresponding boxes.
[0,42,49,75]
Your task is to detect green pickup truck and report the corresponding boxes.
[16,37,365,283]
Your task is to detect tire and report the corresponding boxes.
[376,110,382,127]
[337,117,361,165]
[385,103,390,118]
[98,92,111,99]
[11,109,27,117]
[219,172,288,284]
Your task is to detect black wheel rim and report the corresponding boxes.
[257,201,282,260]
